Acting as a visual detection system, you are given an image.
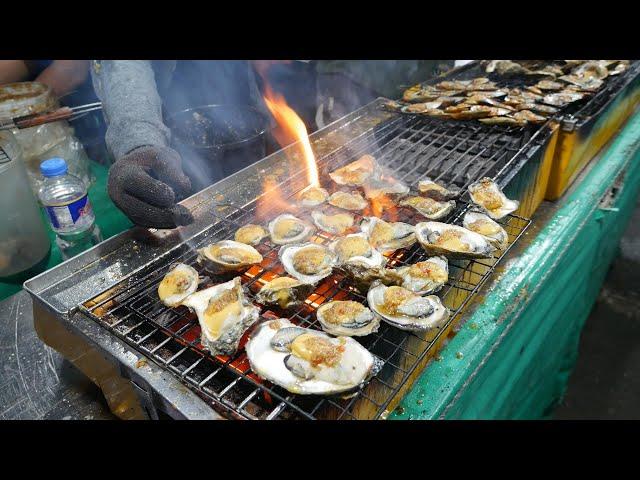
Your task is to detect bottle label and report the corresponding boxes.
[45,194,95,232]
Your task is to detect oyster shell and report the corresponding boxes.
[246,318,383,395]
[367,283,450,332]
[360,217,416,254]
[298,186,329,208]
[255,276,314,310]
[311,210,354,235]
[329,233,388,291]
[417,178,459,201]
[316,300,380,337]
[399,195,456,220]
[329,154,379,186]
[415,221,496,259]
[279,242,336,284]
[180,277,259,355]
[197,240,263,273]
[268,214,315,245]
[387,256,449,295]
[328,190,368,211]
[468,178,519,219]
[157,263,199,307]
[463,210,508,249]
[363,177,410,199]
[234,224,268,246]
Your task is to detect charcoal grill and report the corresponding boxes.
[25,98,544,420]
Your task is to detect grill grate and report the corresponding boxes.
[81,114,533,420]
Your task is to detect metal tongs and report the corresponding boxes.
[0,102,103,131]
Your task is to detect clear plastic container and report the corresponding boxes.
[0,131,51,277]
[0,82,93,193]
[37,157,102,260]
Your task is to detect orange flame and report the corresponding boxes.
[369,193,399,222]
[263,86,319,188]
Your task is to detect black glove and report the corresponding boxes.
[108,146,194,229]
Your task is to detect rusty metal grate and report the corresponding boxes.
[80,114,533,420]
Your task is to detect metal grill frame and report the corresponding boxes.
[79,113,535,420]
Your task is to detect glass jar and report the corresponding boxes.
[0,82,93,193]
[0,131,51,277]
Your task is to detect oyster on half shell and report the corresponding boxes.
[399,195,456,220]
[158,263,199,307]
[180,277,259,355]
[415,221,496,259]
[468,178,519,219]
[316,300,380,337]
[279,242,337,284]
[328,191,368,211]
[255,276,314,310]
[268,214,315,245]
[311,210,354,235]
[329,233,388,291]
[417,178,459,201]
[246,318,383,395]
[462,211,508,250]
[197,240,263,273]
[234,224,268,246]
[386,256,449,295]
[360,216,416,254]
[329,154,380,187]
[367,282,450,332]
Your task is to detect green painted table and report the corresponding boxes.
[0,162,132,301]
[391,110,640,420]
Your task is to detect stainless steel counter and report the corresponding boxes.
[0,290,114,420]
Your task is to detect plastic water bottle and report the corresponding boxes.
[38,157,102,260]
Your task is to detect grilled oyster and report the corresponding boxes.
[463,211,508,250]
[268,214,315,245]
[279,242,336,284]
[387,256,449,295]
[417,178,459,201]
[367,283,449,332]
[234,224,268,246]
[311,210,354,235]
[298,186,329,208]
[512,110,547,124]
[403,84,441,103]
[468,177,519,219]
[402,101,443,114]
[363,177,410,199]
[246,318,383,395]
[360,217,416,254]
[399,195,456,220]
[158,263,199,307]
[541,91,585,107]
[485,60,531,76]
[415,221,496,259]
[329,154,379,186]
[317,301,380,337]
[328,190,368,211]
[180,277,259,355]
[329,233,388,291]
[534,80,564,91]
[197,240,263,273]
[574,61,610,80]
[478,116,526,126]
[255,276,314,310]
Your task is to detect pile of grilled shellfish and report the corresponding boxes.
[388,60,630,126]
[156,155,519,397]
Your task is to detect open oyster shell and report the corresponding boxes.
[268,214,315,245]
[316,300,380,337]
[255,276,314,310]
[360,216,416,254]
[462,211,508,250]
[197,240,263,273]
[386,256,449,295]
[329,154,380,187]
[468,178,519,219]
[415,221,496,259]
[279,242,337,284]
[399,195,456,220]
[158,263,200,307]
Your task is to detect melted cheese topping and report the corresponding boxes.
[402,196,442,215]
[329,191,367,210]
[408,261,448,283]
[381,286,415,315]
[434,230,471,252]
[369,220,395,248]
[235,224,267,245]
[468,219,501,236]
[335,236,371,261]
[300,187,327,203]
[331,155,376,185]
[158,270,192,300]
[202,288,241,340]
[208,245,261,264]
[292,246,328,275]
[274,218,305,239]
[291,333,345,368]
[321,301,366,325]
[318,213,353,232]
[265,276,301,289]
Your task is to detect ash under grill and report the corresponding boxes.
[80,114,533,420]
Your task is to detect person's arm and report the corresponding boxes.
[92,60,192,229]
[0,60,29,84]
[35,60,90,98]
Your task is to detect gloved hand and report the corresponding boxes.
[108,146,194,229]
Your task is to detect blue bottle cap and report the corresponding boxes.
[40,157,68,177]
